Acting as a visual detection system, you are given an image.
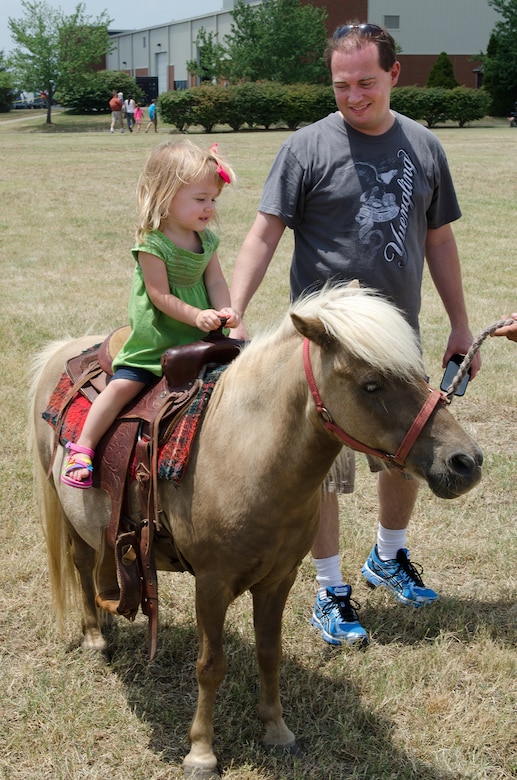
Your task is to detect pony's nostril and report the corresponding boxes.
[449,452,475,475]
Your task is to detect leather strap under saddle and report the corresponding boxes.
[50,325,244,658]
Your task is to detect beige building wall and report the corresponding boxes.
[106,0,503,92]
[367,0,501,54]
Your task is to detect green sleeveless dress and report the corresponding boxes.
[112,228,220,377]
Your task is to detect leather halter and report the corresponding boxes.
[302,337,445,470]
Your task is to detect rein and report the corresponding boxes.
[302,337,444,470]
[444,317,515,399]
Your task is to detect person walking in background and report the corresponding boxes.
[123,95,136,132]
[134,103,144,132]
[230,21,480,648]
[61,140,239,489]
[109,90,123,133]
[145,99,158,133]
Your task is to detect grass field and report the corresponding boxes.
[0,110,515,780]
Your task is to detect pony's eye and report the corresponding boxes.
[363,381,382,393]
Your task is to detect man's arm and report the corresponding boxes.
[425,223,481,378]
[230,212,286,330]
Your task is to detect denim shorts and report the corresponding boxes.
[110,366,156,384]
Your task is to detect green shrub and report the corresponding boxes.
[158,83,490,133]
[231,82,286,129]
[391,86,488,127]
[187,85,234,133]
[158,89,198,131]
[218,85,246,131]
[445,87,492,127]
[159,86,234,133]
[57,70,145,113]
[415,87,449,128]
[390,86,422,120]
[0,69,16,112]
[279,83,335,129]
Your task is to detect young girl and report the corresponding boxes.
[62,140,239,488]
[134,103,144,131]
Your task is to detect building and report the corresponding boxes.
[105,0,502,94]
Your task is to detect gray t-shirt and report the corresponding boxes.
[259,111,461,332]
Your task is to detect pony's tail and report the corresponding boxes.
[27,342,79,631]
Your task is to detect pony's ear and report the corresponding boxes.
[346,279,360,289]
[291,313,336,350]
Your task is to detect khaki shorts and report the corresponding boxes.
[324,448,415,493]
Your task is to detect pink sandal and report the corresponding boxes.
[61,442,95,489]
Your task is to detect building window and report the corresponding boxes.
[143,36,147,48]
[383,15,400,29]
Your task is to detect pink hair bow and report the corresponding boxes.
[209,143,231,184]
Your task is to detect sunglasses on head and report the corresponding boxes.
[333,23,385,39]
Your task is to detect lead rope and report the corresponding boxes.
[445,317,515,401]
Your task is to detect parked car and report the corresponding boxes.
[11,96,47,109]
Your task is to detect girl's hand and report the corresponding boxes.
[196,309,227,332]
[217,307,241,329]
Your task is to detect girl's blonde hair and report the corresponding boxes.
[135,139,235,243]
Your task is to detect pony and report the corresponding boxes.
[29,285,483,779]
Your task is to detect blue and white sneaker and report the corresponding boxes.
[311,585,369,647]
[361,545,439,607]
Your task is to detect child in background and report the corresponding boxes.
[145,99,158,133]
[62,140,239,488]
[134,102,144,131]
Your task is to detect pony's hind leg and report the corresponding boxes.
[67,523,107,651]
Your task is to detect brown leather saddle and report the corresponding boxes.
[52,325,245,658]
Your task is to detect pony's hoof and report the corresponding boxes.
[81,629,107,651]
[183,766,220,780]
[264,741,303,760]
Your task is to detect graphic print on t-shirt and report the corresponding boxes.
[354,150,416,267]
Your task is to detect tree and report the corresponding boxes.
[0,51,17,112]
[481,0,517,115]
[8,1,112,124]
[427,52,459,88]
[186,28,227,85]
[225,0,328,84]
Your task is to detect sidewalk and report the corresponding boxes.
[0,109,61,124]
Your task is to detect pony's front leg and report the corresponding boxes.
[252,573,299,753]
[183,579,231,779]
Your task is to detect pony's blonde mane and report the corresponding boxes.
[244,285,424,380]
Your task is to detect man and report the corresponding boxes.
[230,22,481,647]
[109,90,123,133]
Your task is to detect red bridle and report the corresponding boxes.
[302,337,446,470]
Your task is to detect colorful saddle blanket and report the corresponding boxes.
[43,364,226,485]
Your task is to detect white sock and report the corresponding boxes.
[376,524,407,561]
[313,554,344,598]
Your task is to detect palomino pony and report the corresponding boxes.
[29,285,482,778]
